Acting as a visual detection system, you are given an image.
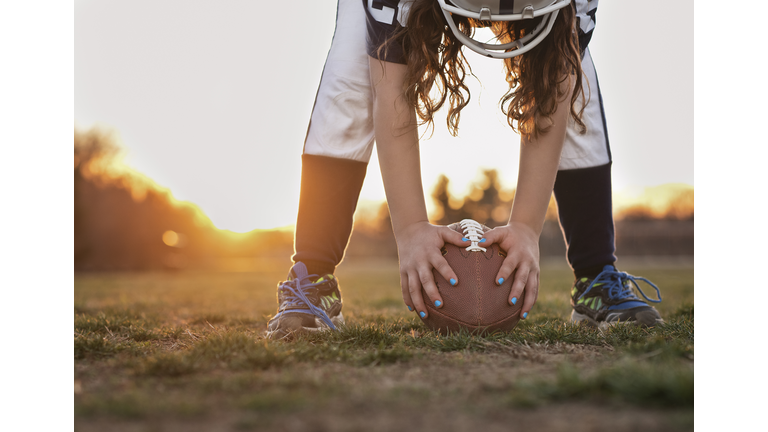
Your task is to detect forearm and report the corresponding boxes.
[509,82,574,235]
[377,134,428,236]
[369,57,428,236]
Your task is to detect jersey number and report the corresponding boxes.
[368,0,396,25]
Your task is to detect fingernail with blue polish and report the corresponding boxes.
[407,305,413,311]
[511,297,517,305]
[419,311,426,318]
[498,278,504,285]
[522,312,528,319]
[450,278,457,286]
[480,238,486,243]
[462,237,469,242]
[435,300,442,307]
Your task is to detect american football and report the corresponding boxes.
[419,219,524,335]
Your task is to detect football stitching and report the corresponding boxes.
[475,251,482,326]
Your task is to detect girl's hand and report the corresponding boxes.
[483,222,541,319]
[396,221,469,318]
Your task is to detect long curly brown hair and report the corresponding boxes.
[379,0,586,140]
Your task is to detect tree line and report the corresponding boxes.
[74,129,693,271]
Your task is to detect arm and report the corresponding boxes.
[369,57,468,317]
[484,79,574,318]
[368,59,425,235]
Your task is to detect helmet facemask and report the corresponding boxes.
[436,0,572,59]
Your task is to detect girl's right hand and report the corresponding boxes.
[395,221,470,318]
[482,222,541,319]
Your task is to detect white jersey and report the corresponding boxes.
[304,0,609,171]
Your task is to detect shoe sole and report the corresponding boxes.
[265,312,345,340]
[570,310,664,330]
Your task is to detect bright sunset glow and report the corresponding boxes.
[76,1,692,232]
[613,184,694,219]
[78,128,692,239]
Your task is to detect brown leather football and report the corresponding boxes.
[419,219,524,335]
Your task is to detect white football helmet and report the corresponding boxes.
[436,0,572,59]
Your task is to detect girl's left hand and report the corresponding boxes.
[395,221,469,318]
[482,222,541,319]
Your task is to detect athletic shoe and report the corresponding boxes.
[265,262,344,340]
[570,265,663,329]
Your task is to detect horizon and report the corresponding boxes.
[75,128,693,234]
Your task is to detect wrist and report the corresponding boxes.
[393,218,430,239]
[505,219,542,239]
[507,196,549,237]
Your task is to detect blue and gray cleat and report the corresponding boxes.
[266,262,344,339]
[570,265,663,329]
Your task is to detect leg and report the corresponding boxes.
[554,48,615,277]
[293,0,375,277]
[293,154,368,277]
[267,0,374,338]
[555,48,662,327]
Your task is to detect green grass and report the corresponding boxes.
[508,359,694,407]
[74,259,693,431]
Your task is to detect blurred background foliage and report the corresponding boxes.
[74,129,693,271]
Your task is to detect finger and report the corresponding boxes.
[431,255,458,287]
[408,270,429,319]
[508,263,529,306]
[418,266,444,309]
[482,227,509,247]
[400,271,415,312]
[496,256,518,287]
[441,227,472,248]
[481,227,501,245]
[520,270,540,320]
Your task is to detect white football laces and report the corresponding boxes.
[460,219,486,252]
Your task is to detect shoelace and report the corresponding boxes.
[579,268,662,304]
[278,274,337,330]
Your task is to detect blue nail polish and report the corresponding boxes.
[435,300,442,307]
[480,238,487,243]
[522,312,528,319]
[511,297,517,305]
[450,278,457,286]
[419,311,426,318]
[407,305,413,311]
[462,237,469,242]
[498,278,504,284]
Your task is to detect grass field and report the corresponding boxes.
[74,258,694,432]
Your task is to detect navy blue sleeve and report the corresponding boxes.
[574,0,598,54]
[364,0,408,64]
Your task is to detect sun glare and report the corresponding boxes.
[162,230,182,247]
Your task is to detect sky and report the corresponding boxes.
[75,0,693,232]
